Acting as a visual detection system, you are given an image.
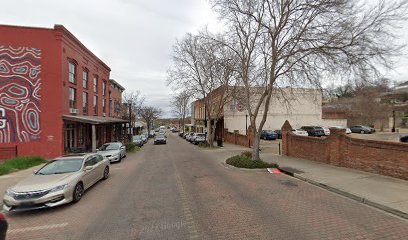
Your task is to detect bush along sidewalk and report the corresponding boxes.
[125,142,141,153]
[226,151,278,169]
[0,156,47,176]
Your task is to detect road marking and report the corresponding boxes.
[8,222,68,233]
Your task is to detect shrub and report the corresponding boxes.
[226,155,278,169]
[0,156,47,176]
[125,142,140,152]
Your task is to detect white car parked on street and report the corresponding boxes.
[292,129,308,136]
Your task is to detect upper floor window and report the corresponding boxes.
[93,76,98,93]
[83,69,88,89]
[68,62,76,83]
[83,92,88,113]
[93,95,98,115]
[69,87,76,109]
[102,81,106,96]
[103,99,106,113]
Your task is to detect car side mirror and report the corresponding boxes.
[96,148,99,151]
[85,166,93,171]
[121,146,125,149]
[33,169,38,174]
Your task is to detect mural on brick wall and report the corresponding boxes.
[0,46,42,143]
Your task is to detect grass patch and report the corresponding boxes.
[125,142,141,152]
[226,154,278,169]
[0,156,47,176]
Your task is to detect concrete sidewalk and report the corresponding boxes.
[214,143,408,219]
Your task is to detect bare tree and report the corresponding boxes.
[167,31,236,146]
[121,91,144,137]
[171,91,191,133]
[210,0,407,160]
[140,106,162,134]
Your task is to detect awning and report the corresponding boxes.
[62,115,129,125]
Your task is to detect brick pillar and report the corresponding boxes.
[234,130,239,145]
[281,120,293,156]
[327,128,346,165]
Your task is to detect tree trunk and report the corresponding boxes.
[207,119,214,147]
[252,131,261,161]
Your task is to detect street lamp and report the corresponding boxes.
[245,114,248,136]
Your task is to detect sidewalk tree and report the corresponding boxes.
[210,0,408,160]
[171,91,191,133]
[121,90,144,136]
[167,31,236,147]
[140,106,162,135]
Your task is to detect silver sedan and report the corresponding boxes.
[3,153,110,212]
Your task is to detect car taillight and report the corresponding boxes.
[0,214,5,220]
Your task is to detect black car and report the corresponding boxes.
[274,130,282,139]
[154,134,167,145]
[0,213,7,240]
[300,126,325,137]
[350,125,372,134]
[400,135,408,143]
[260,130,278,140]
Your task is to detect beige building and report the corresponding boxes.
[224,88,346,134]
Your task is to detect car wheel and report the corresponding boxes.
[360,130,364,134]
[72,183,84,203]
[102,166,109,180]
[118,154,122,162]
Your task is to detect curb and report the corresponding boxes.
[278,167,408,220]
[221,162,268,172]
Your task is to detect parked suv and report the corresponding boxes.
[300,126,325,137]
[400,134,408,143]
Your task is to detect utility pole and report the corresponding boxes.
[128,101,132,141]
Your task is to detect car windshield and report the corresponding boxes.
[36,158,83,175]
[264,130,275,134]
[99,143,120,151]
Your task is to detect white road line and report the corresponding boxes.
[8,222,69,233]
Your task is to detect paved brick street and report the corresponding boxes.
[4,133,408,239]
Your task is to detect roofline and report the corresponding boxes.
[109,79,125,91]
[54,25,111,72]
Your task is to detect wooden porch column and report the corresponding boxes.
[92,124,96,152]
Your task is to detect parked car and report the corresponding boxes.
[300,126,325,137]
[322,127,330,136]
[400,134,408,143]
[350,125,373,134]
[154,134,167,145]
[193,133,207,145]
[274,130,282,139]
[149,130,156,138]
[141,134,148,143]
[97,142,126,163]
[330,126,352,134]
[186,132,195,141]
[261,130,278,140]
[292,128,308,136]
[178,131,184,137]
[132,135,144,147]
[3,153,110,212]
[0,213,7,240]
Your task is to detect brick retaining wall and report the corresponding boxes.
[281,121,408,180]
[0,145,17,162]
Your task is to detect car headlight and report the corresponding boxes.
[112,153,119,157]
[5,188,15,197]
[49,184,68,193]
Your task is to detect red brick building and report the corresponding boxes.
[0,24,127,161]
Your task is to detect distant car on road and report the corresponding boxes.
[322,127,330,136]
[300,126,325,137]
[97,142,126,163]
[0,213,7,240]
[154,134,167,145]
[292,129,308,136]
[141,134,148,143]
[350,125,373,134]
[132,135,144,147]
[400,134,408,143]
[3,153,110,212]
[185,132,195,141]
[274,130,282,139]
[261,130,278,140]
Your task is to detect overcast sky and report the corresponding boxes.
[1,0,407,117]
